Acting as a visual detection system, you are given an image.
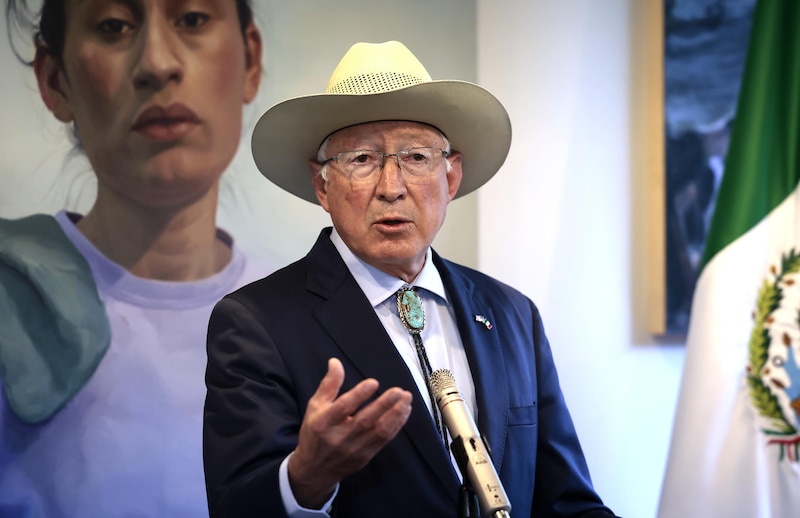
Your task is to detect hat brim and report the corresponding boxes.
[251,80,512,204]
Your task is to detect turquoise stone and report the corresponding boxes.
[398,289,425,331]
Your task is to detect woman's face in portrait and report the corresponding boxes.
[36,0,261,209]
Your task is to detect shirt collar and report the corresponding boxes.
[329,227,449,307]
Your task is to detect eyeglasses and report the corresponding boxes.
[320,147,449,180]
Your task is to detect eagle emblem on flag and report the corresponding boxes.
[747,248,800,462]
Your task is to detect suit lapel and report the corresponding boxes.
[434,253,510,470]
[303,231,459,496]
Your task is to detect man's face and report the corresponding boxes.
[311,121,463,281]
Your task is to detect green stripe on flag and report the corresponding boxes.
[701,0,800,267]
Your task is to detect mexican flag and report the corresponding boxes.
[658,1,800,517]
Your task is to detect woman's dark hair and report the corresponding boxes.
[6,0,254,63]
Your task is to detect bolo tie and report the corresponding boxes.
[396,286,448,450]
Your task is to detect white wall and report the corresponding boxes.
[477,1,686,517]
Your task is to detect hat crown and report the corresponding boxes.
[325,41,433,95]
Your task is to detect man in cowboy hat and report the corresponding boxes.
[203,41,616,517]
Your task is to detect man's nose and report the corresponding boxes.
[375,153,407,199]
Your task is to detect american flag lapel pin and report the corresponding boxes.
[474,314,493,330]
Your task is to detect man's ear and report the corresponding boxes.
[33,48,74,122]
[310,161,331,212]
[241,21,262,104]
[446,152,463,201]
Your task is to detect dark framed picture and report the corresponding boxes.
[661,0,755,335]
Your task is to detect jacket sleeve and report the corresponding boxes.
[203,295,297,518]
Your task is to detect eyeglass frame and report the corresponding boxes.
[319,147,451,181]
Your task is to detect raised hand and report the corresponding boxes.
[287,358,413,509]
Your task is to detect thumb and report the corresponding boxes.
[313,357,345,403]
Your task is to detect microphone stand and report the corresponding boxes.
[457,482,480,518]
[452,436,511,518]
[454,435,480,518]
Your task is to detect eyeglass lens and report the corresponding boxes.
[335,148,445,179]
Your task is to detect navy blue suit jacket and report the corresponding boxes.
[203,228,615,517]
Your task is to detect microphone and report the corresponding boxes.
[429,369,511,518]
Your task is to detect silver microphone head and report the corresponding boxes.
[429,369,459,400]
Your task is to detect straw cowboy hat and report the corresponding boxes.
[251,41,512,204]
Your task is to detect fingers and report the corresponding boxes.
[306,357,413,443]
[331,377,381,418]
[310,358,381,426]
[288,359,414,507]
[352,387,413,439]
